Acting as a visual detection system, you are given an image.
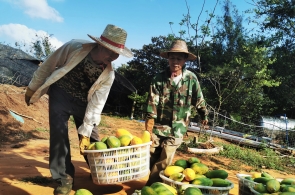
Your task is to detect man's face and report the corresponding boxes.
[90,45,119,65]
[168,52,187,73]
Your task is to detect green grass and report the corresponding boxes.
[177,136,295,174]
[34,127,49,132]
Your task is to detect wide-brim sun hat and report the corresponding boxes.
[160,40,196,61]
[88,24,133,58]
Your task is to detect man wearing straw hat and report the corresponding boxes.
[144,39,208,185]
[24,24,133,195]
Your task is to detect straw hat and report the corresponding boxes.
[88,24,133,58]
[160,40,196,61]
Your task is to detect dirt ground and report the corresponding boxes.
[0,84,294,195]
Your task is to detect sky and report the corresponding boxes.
[0,0,256,68]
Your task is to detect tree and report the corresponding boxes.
[253,0,295,117]
[15,34,56,61]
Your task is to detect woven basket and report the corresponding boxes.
[159,170,234,195]
[84,141,152,184]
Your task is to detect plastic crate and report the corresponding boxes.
[159,171,234,195]
[236,173,258,195]
[84,141,152,185]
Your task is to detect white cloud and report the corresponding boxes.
[7,0,63,22]
[0,23,63,50]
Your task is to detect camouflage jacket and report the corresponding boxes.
[145,67,208,138]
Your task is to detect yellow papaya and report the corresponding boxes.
[163,165,184,177]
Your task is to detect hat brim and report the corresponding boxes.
[88,34,133,58]
[160,51,197,61]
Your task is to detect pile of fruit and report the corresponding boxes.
[139,182,201,195]
[243,171,295,194]
[87,128,151,150]
[132,157,233,195]
[163,157,232,188]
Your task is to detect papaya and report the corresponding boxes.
[281,186,295,192]
[253,183,268,193]
[118,135,132,146]
[194,174,206,179]
[184,187,202,195]
[261,171,275,179]
[174,159,188,169]
[164,165,184,177]
[182,168,195,181]
[244,176,253,181]
[211,178,232,187]
[74,189,93,195]
[281,178,295,185]
[94,142,108,150]
[141,131,151,143]
[265,179,280,193]
[141,186,158,195]
[190,163,209,175]
[106,136,121,148]
[116,128,133,139]
[204,169,228,179]
[169,172,185,182]
[252,172,262,179]
[130,136,143,145]
[191,177,213,186]
[150,182,177,195]
[87,143,96,150]
[100,136,108,143]
[254,177,272,184]
[187,157,200,164]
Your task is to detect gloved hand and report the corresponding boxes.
[79,134,90,155]
[25,87,35,106]
[145,119,154,140]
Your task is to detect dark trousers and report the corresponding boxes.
[48,84,98,180]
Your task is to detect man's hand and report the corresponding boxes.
[79,134,90,155]
[25,87,35,106]
[201,119,208,126]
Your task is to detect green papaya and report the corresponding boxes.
[150,182,177,195]
[204,170,228,179]
[265,179,280,193]
[253,177,272,184]
[211,178,232,187]
[174,159,189,169]
[281,178,295,185]
[141,186,158,195]
[261,171,274,179]
[191,177,213,186]
[184,187,202,195]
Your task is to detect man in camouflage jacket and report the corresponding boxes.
[145,40,208,185]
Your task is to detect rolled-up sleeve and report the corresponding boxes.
[77,71,115,137]
[145,78,159,120]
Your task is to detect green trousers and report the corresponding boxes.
[146,134,183,186]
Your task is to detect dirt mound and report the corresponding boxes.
[0,84,50,145]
